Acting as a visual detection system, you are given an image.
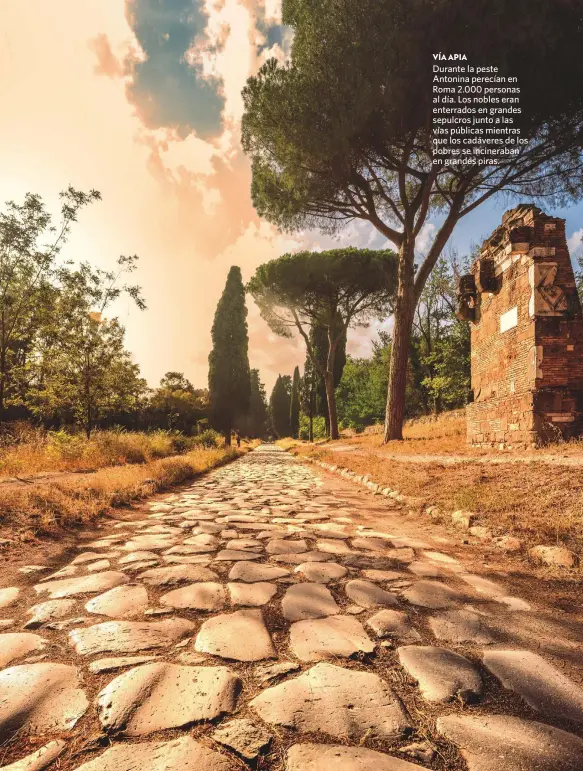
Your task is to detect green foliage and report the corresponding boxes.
[147,372,208,434]
[208,266,251,442]
[337,259,471,429]
[269,374,291,437]
[409,257,471,414]
[290,365,301,438]
[299,413,327,440]
[336,340,389,431]
[242,0,583,439]
[239,369,269,438]
[192,428,222,449]
[248,247,397,439]
[0,187,101,415]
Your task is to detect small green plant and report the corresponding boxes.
[193,429,221,449]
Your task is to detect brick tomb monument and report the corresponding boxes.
[457,204,583,446]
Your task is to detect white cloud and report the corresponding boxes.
[415,222,437,256]
[568,228,583,256]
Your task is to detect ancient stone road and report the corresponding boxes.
[1,445,583,770]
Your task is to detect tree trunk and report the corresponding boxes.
[224,428,231,447]
[384,242,416,442]
[325,371,339,440]
[309,412,313,443]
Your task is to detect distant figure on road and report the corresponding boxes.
[236,431,241,448]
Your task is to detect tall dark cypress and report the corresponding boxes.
[208,266,250,445]
[269,374,291,438]
[290,365,301,438]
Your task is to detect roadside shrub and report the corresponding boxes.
[193,429,221,449]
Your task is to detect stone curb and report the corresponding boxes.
[304,457,579,571]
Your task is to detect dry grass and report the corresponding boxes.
[353,409,583,457]
[0,427,224,476]
[0,446,239,536]
[292,407,583,555]
[294,443,583,553]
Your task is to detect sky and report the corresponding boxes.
[1,0,582,394]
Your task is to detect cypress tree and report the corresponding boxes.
[208,266,250,445]
[241,368,269,438]
[270,374,291,438]
[290,365,301,438]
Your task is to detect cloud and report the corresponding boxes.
[415,221,437,257]
[568,228,583,256]
[88,33,125,77]
[123,0,225,138]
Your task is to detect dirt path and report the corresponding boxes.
[0,445,582,771]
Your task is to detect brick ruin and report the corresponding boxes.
[457,204,583,446]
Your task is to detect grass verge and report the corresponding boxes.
[0,426,225,476]
[292,441,583,556]
[0,446,241,537]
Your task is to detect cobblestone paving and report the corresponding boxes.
[1,445,583,770]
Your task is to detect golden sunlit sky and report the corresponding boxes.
[2,0,583,393]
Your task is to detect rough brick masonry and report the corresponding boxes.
[457,204,583,446]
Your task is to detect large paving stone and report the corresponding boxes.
[287,744,427,770]
[86,584,149,618]
[97,662,240,735]
[290,616,375,661]
[0,663,88,737]
[362,569,405,582]
[119,551,160,564]
[398,646,482,703]
[0,633,47,667]
[73,736,233,771]
[282,583,340,621]
[460,573,506,598]
[225,538,262,550]
[212,718,272,760]
[366,610,420,641]
[0,587,20,609]
[182,533,219,548]
[265,539,308,555]
[69,618,195,655]
[214,549,262,561]
[429,609,495,645]
[402,581,466,609]
[483,650,583,723]
[195,609,276,661]
[271,551,331,564]
[345,580,398,608]
[140,565,218,586]
[121,536,178,551]
[1,740,67,771]
[437,713,583,771]
[228,581,277,606]
[72,552,119,565]
[25,599,77,629]
[251,662,410,741]
[160,582,227,611]
[294,562,347,583]
[34,572,129,599]
[316,539,353,555]
[228,561,290,582]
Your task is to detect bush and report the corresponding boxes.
[299,414,328,441]
[0,424,205,475]
[192,429,222,449]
